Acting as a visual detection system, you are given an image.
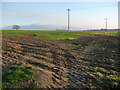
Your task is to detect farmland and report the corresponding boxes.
[1,30,120,88]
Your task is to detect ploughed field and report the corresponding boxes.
[1,30,120,88]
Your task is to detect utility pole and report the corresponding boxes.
[67,9,70,31]
[105,18,108,30]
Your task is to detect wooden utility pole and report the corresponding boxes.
[67,9,70,31]
[105,18,108,30]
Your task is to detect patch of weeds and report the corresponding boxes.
[66,37,75,40]
[92,72,104,78]
[2,65,34,88]
[107,75,120,81]
[93,67,107,72]
[31,83,38,90]
[112,50,116,53]
[33,34,38,36]
[87,82,95,87]
[107,59,116,63]
[0,46,2,50]
[0,46,5,50]
[72,43,87,49]
[101,47,106,51]
[107,75,120,87]
[74,44,82,47]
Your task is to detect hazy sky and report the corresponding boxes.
[1,2,118,30]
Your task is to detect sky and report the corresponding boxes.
[1,1,119,30]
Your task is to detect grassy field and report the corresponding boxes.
[1,30,120,89]
[1,30,119,39]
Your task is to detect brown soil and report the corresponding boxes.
[2,34,120,88]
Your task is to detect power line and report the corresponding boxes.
[8,4,116,19]
[15,10,65,19]
[72,4,117,11]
